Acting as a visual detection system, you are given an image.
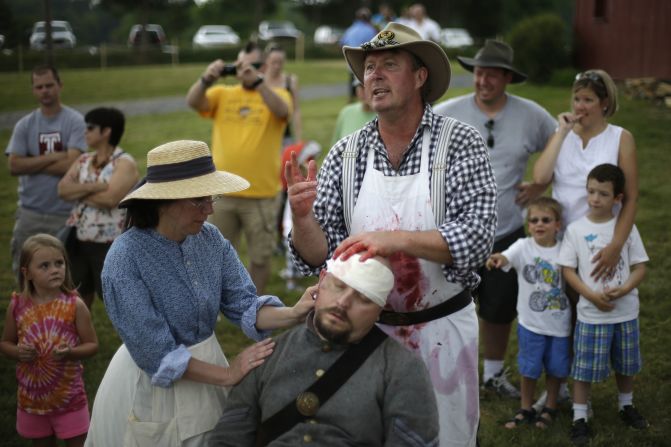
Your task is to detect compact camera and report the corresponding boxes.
[220,62,263,76]
[220,64,237,76]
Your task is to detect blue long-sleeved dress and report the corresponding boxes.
[101,222,283,386]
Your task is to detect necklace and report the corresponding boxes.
[92,149,114,169]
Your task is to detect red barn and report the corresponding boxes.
[574,0,671,79]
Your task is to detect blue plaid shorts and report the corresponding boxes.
[571,319,642,382]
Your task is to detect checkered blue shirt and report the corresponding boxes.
[289,105,497,289]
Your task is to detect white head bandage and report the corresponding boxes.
[325,254,394,307]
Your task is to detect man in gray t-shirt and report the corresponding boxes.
[5,65,85,276]
[435,40,556,399]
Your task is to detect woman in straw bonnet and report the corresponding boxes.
[85,140,316,446]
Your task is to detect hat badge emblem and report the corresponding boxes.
[378,30,395,41]
[362,30,398,50]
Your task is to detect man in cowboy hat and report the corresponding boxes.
[435,40,558,401]
[186,41,292,295]
[210,254,439,446]
[286,22,497,447]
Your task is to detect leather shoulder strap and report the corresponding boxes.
[255,326,388,446]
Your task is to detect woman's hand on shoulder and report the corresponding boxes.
[227,338,276,385]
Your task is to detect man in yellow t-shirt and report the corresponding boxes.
[186,42,292,293]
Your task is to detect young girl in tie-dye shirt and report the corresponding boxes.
[0,234,98,447]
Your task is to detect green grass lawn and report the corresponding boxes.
[0,60,353,113]
[0,62,670,446]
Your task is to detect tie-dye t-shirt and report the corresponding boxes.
[11,292,87,414]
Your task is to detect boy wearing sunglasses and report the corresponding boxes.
[486,196,571,430]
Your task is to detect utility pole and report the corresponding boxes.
[44,0,54,65]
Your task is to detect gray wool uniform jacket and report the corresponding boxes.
[210,317,439,446]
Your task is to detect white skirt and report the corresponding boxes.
[85,333,229,447]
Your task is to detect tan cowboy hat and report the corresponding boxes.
[119,140,249,206]
[457,39,527,84]
[342,22,451,103]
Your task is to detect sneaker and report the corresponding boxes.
[532,386,573,412]
[482,368,520,399]
[619,405,649,429]
[570,418,591,446]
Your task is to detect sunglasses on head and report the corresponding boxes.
[484,119,495,148]
[575,71,603,84]
[528,216,554,224]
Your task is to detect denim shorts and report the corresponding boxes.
[517,323,570,379]
[571,319,642,382]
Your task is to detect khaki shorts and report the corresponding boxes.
[208,195,279,266]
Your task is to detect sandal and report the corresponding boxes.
[535,406,558,429]
[504,408,537,429]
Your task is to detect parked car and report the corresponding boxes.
[440,28,474,48]
[313,25,343,45]
[192,25,240,49]
[258,21,301,40]
[128,24,166,48]
[30,20,76,50]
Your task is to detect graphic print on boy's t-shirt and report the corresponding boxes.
[523,257,569,312]
[584,232,625,287]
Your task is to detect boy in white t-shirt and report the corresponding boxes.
[558,164,648,445]
[486,197,571,430]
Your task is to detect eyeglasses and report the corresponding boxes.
[86,123,99,131]
[484,119,495,148]
[528,216,554,224]
[575,71,603,84]
[187,196,219,211]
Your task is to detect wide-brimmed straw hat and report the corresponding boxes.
[457,39,527,84]
[343,22,451,103]
[119,140,249,206]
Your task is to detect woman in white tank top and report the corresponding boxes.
[533,69,638,281]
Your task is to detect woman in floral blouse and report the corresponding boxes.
[58,107,138,308]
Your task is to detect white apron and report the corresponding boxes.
[350,129,479,447]
[85,333,229,447]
